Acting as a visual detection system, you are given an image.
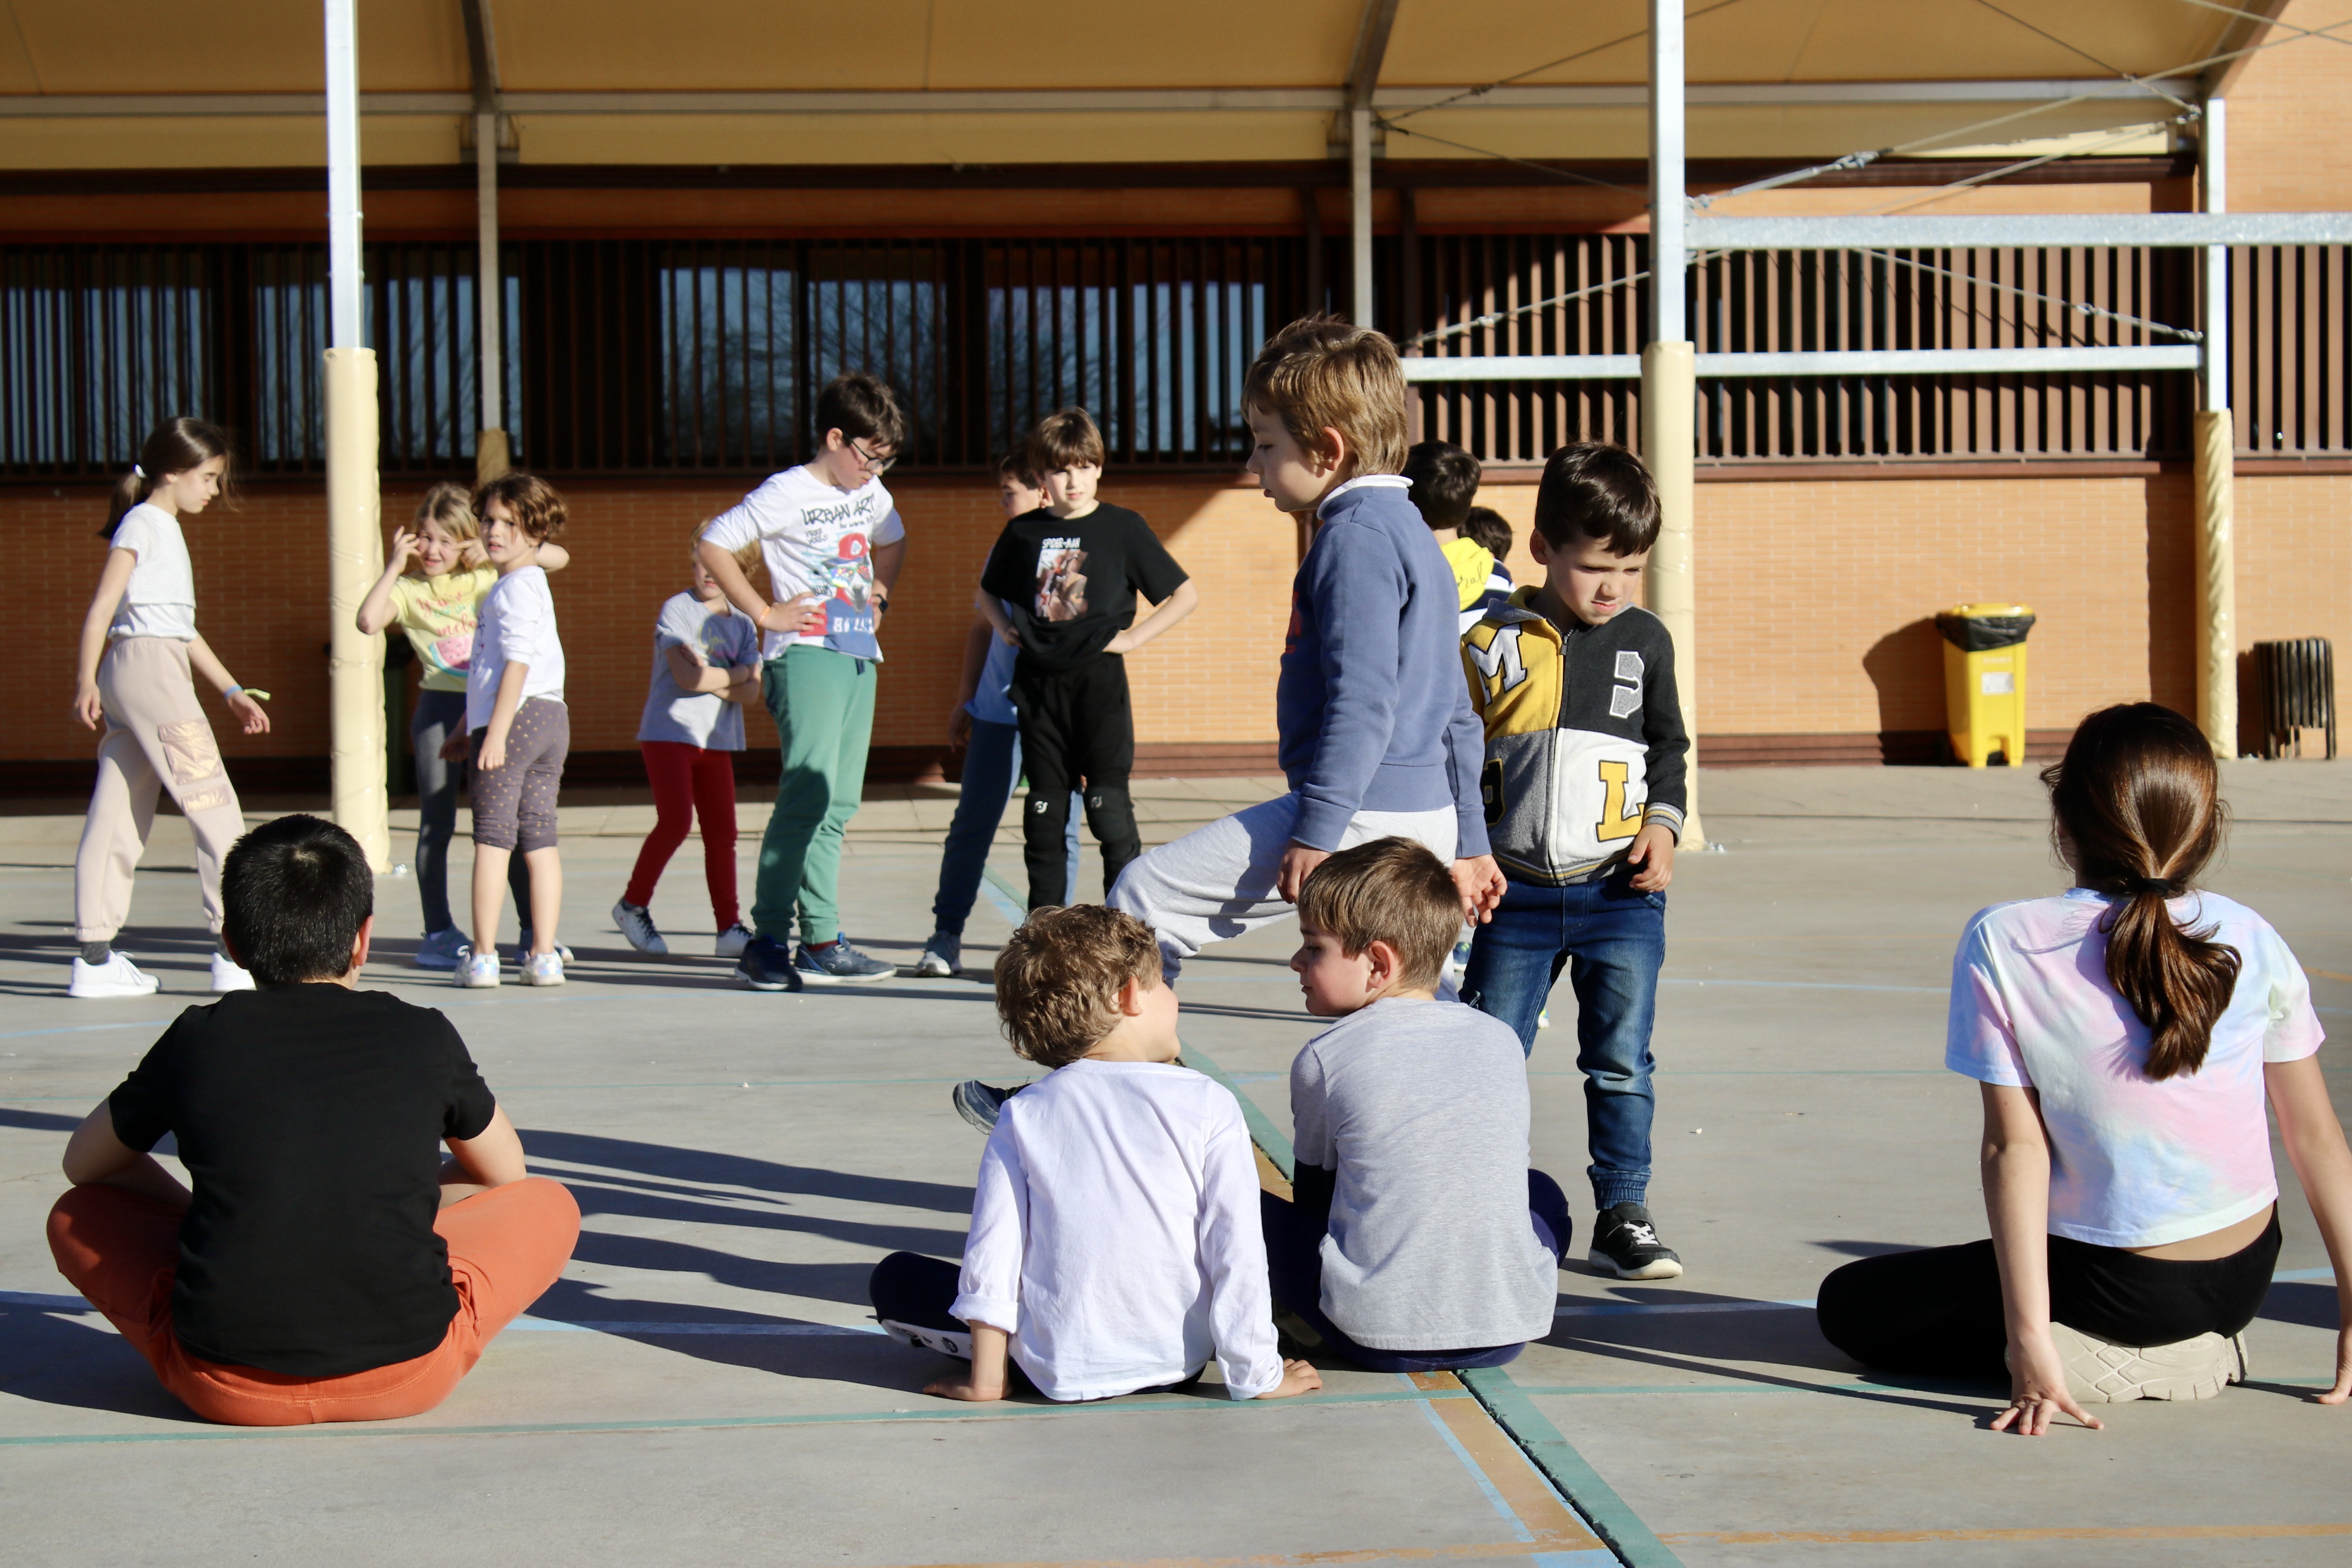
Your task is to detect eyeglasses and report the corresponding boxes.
[848,439,897,474]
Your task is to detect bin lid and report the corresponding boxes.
[1936,603,2036,651]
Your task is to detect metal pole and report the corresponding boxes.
[324,0,388,869]
[1643,0,1702,845]
[475,110,509,482]
[2194,96,2237,757]
[1350,106,1374,327]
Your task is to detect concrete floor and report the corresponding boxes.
[2,762,2348,1566]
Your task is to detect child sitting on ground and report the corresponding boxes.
[1266,837,1569,1373]
[868,904,1321,1404]
[46,813,580,1426]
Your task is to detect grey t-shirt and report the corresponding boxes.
[636,592,760,750]
[1290,997,1558,1350]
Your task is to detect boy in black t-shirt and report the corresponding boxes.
[47,813,579,1426]
[978,407,1200,908]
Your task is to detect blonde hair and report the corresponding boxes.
[414,482,480,543]
[695,517,763,581]
[1243,315,1410,476]
[992,906,1162,1069]
[1296,837,1462,990]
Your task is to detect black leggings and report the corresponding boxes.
[1010,652,1139,908]
[1817,1215,2281,1378]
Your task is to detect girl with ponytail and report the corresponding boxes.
[1818,704,2352,1431]
[68,417,272,999]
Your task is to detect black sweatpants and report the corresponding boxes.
[1010,651,1141,909]
[1815,1214,2281,1379]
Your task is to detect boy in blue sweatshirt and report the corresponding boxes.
[1110,318,1502,979]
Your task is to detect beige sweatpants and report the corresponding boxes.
[73,638,246,942]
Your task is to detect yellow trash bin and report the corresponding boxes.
[1936,603,2036,767]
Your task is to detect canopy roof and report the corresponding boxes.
[0,0,2279,169]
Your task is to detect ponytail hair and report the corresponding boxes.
[2043,703,2240,1080]
[103,417,236,537]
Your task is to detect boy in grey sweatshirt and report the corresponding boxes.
[1108,318,1501,981]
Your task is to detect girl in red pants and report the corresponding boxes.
[612,528,763,958]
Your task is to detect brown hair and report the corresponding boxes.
[814,371,907,451]
[1403,440,1482,531]
[995,448,1041,489]
[413,482,480,544]
[992,905,1161,1069]
[2043,703,2241,1080]
[1296,837,1462,991]
[1460,505,1513,560]
[473,471,568,543]
[1243,315,1409,476]
[1533,442,1659,556]
[1029,407,1106,473]
[103,417,236,535]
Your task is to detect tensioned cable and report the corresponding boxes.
[1859,115,2199,216]
[1846,247,2202,341]
[1377,118,1641,193]
[2172,0,2352,53]
[1967,0,2198,113]
[1378,0,1750,129]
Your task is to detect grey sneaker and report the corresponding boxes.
[714,923,756,959]
[951,1080,1021,1132]
[1589,1203,1685,1280]
[915,933,961,978]
[793,937,896,985]
[512,931,575,965]
[612,900,669,956]
[414,926,469,970]
[2040,1323,2249,1403]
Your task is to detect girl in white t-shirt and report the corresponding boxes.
[1818,704,2352,1432]
[67,418,272,1001]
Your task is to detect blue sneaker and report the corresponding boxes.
[735,934,804,992]
[792,937,897,985]
[414,926,469,971]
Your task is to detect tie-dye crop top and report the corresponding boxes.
[1945,887,2323,1249]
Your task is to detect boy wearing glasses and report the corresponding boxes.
[698,373,909,991]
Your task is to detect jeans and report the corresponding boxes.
[1461,869,1666,1211]
[1259,1171,1569,1375]
[1816,1216,2281,1378]
[411,688,529,934]
[929,717,1080,939]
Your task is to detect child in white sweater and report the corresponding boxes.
[868,906,1321,1403]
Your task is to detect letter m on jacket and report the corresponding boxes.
[1462,619,1560,741]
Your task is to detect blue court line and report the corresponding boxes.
[1412,1391,1534,1544]
[979,865,1029,926]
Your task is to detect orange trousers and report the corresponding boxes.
[47,1177,580,1426]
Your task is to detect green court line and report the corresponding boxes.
[0,1384,1469,1449]
[1179,1043,1675,1568]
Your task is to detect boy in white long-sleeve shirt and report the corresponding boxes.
[867,906,1322,1404]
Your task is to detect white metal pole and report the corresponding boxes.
[2194,96,2237,756]
[476,109,509,481]
[1350,106,1374,328]
[324,0,388,868]
[1644,0,1701,844]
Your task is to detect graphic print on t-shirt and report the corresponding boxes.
[816,526,878,649]
[1033,537,1089,622]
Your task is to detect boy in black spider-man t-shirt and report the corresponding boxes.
[976,407,1200,910]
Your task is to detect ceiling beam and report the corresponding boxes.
[2201,0,2290,100]
[0,79,2205,118]
[1689,211,2352,248]
[1345,0,1404,110]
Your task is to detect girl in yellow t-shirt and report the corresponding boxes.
[358,484,569,969]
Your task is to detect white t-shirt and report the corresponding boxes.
[107,503,198,641]
[466,564,566,731]
[699,466,904,660]
[1946,888,2324,1247]
[952,1059,1284,1403]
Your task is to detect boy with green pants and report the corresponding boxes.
[698,373,909,991]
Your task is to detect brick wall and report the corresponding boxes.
[2228,0,2352,214]
[11,468,2347,774]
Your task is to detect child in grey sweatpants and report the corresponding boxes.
[1106,318,1500,982]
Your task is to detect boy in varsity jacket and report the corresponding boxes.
[1458,442,1689,1283]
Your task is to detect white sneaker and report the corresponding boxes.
[2038,1323,2249,1403]
[210,952,257,993]
[612,900,668,956]
[458,952,501,988]
[68,952,161,999]
[714,923,756,959]
[521,951,566,986]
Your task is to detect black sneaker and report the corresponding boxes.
[734,934,805,992]
[793,937,896,985]
[950,1080,1021,1132]
[1588,1203,1684,1280]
